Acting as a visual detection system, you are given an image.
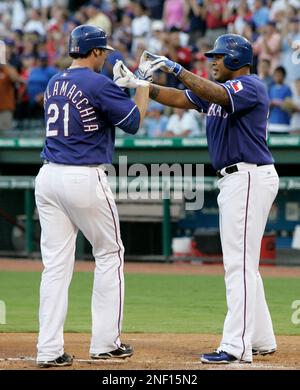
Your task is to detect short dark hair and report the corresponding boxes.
[274,66,286,78]
[69,48,104,59]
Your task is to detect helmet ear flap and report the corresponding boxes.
[224,55,235,71]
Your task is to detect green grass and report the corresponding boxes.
[0,271,299,335]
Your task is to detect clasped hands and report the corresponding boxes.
[113,51,182,89]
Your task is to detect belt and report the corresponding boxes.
[216,163,265,179]
[43,160,104,168]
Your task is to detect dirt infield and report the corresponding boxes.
[1,259,300,277]
[0,333,300,370]
[1,259,300,370]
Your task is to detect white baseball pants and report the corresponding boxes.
[35,163,124,361]
[217,163,279,362]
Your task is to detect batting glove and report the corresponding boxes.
[138,51,183,77]
[113,60,149,89]
[137,51,155,81]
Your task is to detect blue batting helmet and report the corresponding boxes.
[204,34,253,71]
[68,24,114,55]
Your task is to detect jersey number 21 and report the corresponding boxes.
[46,103,70,137]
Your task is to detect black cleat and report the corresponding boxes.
[252,347,276,356]
[91,343,134,360]
[37,352,73,368]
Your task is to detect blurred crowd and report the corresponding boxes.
[1,0,300,136]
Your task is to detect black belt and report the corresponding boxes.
[216,163,265,179]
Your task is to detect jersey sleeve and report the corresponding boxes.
[184,89,210,113]
[95,78,140,134]
[221,78,258,114]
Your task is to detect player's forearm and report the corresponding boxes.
[134,84,150,126]
[149,84,194,108]
[178,68,230,106]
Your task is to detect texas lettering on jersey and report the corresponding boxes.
[207,103,228,118]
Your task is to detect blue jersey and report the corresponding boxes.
[41,67,140,165]
[27,66,58,104]
[269,83,292,125]
[185,74,274,170]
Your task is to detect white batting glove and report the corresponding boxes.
[137,51,154,81]
[139,51,183,77]
[113,60,149,89]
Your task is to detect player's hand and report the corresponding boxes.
[113,60,149,89]
[139,51,183,77]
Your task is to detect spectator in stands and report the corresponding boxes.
[130,1,151,54]
[84,1,112,35]
[1,0,300,137]
[165,108,200,137]
[283,78,300,133]
[45,24,66,66]
[0,7,12,37]
[148,20,165,54]
[281,17,300,84]
[22,34,38,59]
[253,21,282,73]
[47,4,70,34]
[167,26,191,68]
[242,20,259,45]
[252,0,269,31]
[68,0,88,11]
[268,66,292,133]
[4,38,22,71]
[204,0,228,45]
[0,63,25,130]
[226,0,252,35]
[269,0,300,22]
[15,54,35,122]
[24,9,46,36]
[113,12,133,52]
[191,52,209,79]
[258,58,273,91]
[27,53,57,118]
[163,0,188,31]
[187,0,206,44]
[142,0,165,20]
[163,26,192,88]
[12,28,25,56]
[11,0,26,31]
[32,0,54,11]
[143,101,168,138]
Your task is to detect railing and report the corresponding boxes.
[1,134,300,148]
[1,176,300,258]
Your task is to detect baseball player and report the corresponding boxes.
[35,25,149,368]
[139,34,279,364]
